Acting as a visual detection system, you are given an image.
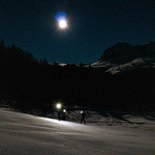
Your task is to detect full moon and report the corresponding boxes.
[58,18,68,29]
[55,12,69,30]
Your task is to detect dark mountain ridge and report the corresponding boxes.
[101,42,155,63]
[92,42,155,74]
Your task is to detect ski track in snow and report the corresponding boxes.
[0,108,155,155]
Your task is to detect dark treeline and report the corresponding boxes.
[0,40,155,113]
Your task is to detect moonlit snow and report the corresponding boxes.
[0,108,155,155]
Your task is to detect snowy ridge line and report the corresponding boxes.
[91,42,155,74]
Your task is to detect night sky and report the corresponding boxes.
[0,0,155,64]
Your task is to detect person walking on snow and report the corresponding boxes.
[80,111,86,124]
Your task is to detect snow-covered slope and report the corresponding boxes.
[0,108,155,155]
[91,42,155,74]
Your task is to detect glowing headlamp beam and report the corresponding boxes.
[56,103,62,110]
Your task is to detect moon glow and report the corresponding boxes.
[55,12,68,30]
[58,18,68,29]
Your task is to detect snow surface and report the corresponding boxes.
[0,108,155,155]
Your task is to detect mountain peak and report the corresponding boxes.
[99,42,133,64]
[92,42,155,74]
